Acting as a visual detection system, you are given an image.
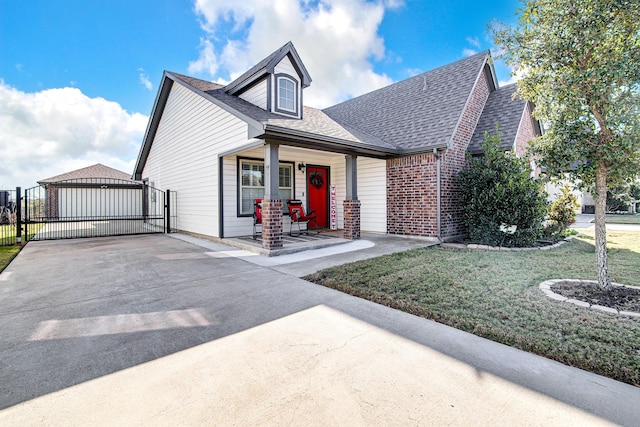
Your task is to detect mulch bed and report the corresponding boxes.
[551,282,640,312]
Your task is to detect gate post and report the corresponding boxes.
[165,189,171,234]
[16,187,22,244]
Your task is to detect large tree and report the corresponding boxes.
[493,0,640,291]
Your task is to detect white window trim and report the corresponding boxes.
[238,159,294,216]
[274,74,298,116]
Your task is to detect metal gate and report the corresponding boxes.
[24,178,171,241]
[0,189,18,246]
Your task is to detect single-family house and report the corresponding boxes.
[133,42,540,250]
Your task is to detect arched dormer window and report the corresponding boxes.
[275,74,298,116]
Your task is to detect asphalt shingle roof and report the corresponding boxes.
[169,73,394,150]
[223,41,311,95]
[169,52,491,153]
[467,83,527,153]
[322,51,490,151]
[39,164,133,184]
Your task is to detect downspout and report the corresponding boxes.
[218,155,224,239]
[433,148,442,242]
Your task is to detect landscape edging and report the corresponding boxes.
[539,279,640,318]
[441,236,574,251]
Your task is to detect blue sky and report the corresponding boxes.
[0,0,521,189]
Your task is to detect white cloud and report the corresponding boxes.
[0,81,147,189]
[498,73,520,87]
[462,48,478,57]
[188,38,220,76]
[190,0,402,108]
[138,68,153,91]
[466,36,481,49]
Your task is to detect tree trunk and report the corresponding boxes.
[594,163,612,291]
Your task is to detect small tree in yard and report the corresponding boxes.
[493,0,640,291]
[458,130,548,247]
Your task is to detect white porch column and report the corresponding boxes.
[262,142,283,249]
[344,154,361,240]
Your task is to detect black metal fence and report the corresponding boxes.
[0,189,19,246]
[24,178,168,241]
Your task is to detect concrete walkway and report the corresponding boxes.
[0,233,639,425]
[572,213,640,231]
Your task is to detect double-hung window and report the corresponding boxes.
[239,159,293,215]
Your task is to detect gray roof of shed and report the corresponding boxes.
[39,163,133,184]
[467,83,528,153]
[322,51,491,151]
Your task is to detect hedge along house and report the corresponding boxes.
[134,42,540,251]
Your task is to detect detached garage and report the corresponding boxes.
[38,164,142,220]
[28,163,168,241]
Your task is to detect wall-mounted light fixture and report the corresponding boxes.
[298,162,306,172]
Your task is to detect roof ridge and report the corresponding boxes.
[39,163,132,183]
[223,42,292,93]
[167,71,224,91]
[223,41,312,95]
[325,50,490,110]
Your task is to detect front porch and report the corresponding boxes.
[221,142,388,250]
[224,229,349,256]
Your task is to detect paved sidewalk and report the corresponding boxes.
[1,234,639,425]
[572,213,640,231]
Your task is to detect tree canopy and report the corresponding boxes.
[494,0,640,184]
[493,0,640,290]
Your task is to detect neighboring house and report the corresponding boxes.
[38,163,142,219]
[134,41,540,250]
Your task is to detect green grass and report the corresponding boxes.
[305,230,640,386]
[604,213,640,224]
[0,245,22,273]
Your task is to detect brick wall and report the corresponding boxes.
[440,68,491,238]
[260,199,283,249]
[343,200,361,239]
[386,67,491,239]
[386,154,438,236]
[45,185,58,219]
[514,103,536,157]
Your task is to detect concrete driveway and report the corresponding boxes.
[1,234,639,425]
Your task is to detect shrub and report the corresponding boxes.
[545,185,579,238]
[458,129,548,247]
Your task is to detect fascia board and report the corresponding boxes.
[261,125,396,158]
[133,72,174,180]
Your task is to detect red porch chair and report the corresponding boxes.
[253,199,262,239]
[287,199,318,236]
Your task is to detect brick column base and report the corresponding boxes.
[261,199,283,250]
[343,200,361,240]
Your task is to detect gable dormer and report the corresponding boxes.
[224,41,312,119]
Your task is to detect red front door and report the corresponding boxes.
[307,166,329,228]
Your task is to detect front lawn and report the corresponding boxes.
[305,230,640,386]
[0,246,22,273]
[604,213,640,224]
